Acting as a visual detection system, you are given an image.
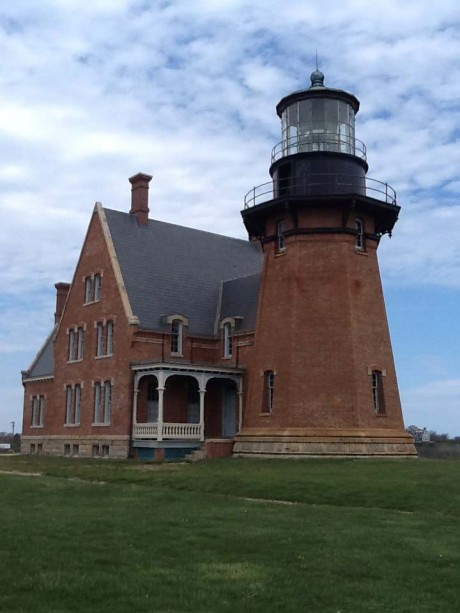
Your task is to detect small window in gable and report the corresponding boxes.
[84,276,93,304]
[106,320,114,355]
[84,273,102,304]
[94,273,101,301]
[96,322,104,357]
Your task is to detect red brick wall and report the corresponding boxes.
[243,206,404,432]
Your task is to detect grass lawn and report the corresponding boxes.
[0,455,459,613]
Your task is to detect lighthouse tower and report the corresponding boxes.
[234,70,416,456]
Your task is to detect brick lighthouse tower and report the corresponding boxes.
[234,70,416,456]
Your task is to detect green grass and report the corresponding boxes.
[0,456,459,613]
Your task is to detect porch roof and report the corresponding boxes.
[131,360,245,377]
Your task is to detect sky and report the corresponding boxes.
[0,0,459,435]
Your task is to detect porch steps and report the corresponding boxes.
[185,447,207,462]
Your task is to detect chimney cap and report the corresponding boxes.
[129,172,153,185]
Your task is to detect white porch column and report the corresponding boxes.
[157,371,166,442]
[198,373,207,442]
[132,373,141,439]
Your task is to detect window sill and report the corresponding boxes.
[92,422,111,427]
[67,359,83,364]
[64,423,80,428]
[259,411,272,416]
[355,249,368,256]
[83,299,100,306]
[95,354,113,360]
[31,425,44,429]
[171,353,184,358]
[222,356,233,360]
[274,250,286,258]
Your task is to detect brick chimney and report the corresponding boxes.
[54,282,70,324]
[129,172,152,225]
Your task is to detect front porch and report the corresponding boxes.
[131,362,244,458]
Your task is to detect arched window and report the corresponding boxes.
[94,273,101,301]
[74,384,81,425]
[171,319,183,355]
[77,327,84,360]
[223,322,232,358]
[355,218,364,251]
[371,370,385,414]
[96,322,104,357]
[93,382,102,423]
[106,320,114,355]
[263,370,275,413]
[103,381,112,424]
[68,329,75,361]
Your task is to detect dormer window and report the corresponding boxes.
[223,322,232,358]
[165,314,189,356]
[171,319,183,355]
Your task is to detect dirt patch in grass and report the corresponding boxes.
[0,469,42,477]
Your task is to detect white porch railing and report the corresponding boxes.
[133,422,202,440]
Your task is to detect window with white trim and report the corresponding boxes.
[65,384,81,425]
[68,326,84,362]
[223,322,232,358]
[84,273,102,304]
[31,395,44,427]
[171,319,183,355]
[93,380,112,425]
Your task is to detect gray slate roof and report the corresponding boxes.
[25,326,56,379]
[104,208,263,336]
[220,273,261,333]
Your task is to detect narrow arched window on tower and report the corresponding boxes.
[262,370,275,413]
[355,218,364,251]
[371,370,385,414]
[277,220,286,252]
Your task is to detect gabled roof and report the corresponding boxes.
[23,325,56,380]
[104,208,263,336]
[220,273,261,333]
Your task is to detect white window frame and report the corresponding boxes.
[93,273,101,301]
[84,276,93,304]
[223,322,232,358]
[171,319,183,355]
[106,320,113,355]
[96,322,104,357]
[103,381,111,424]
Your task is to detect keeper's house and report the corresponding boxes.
[21,71,416,460]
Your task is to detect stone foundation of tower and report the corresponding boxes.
[233,428,417,457]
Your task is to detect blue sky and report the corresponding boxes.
[0,0,459,435]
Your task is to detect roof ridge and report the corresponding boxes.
[103,206,254,245]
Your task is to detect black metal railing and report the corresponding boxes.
[271,133,367,163]
[244,174,397,209]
